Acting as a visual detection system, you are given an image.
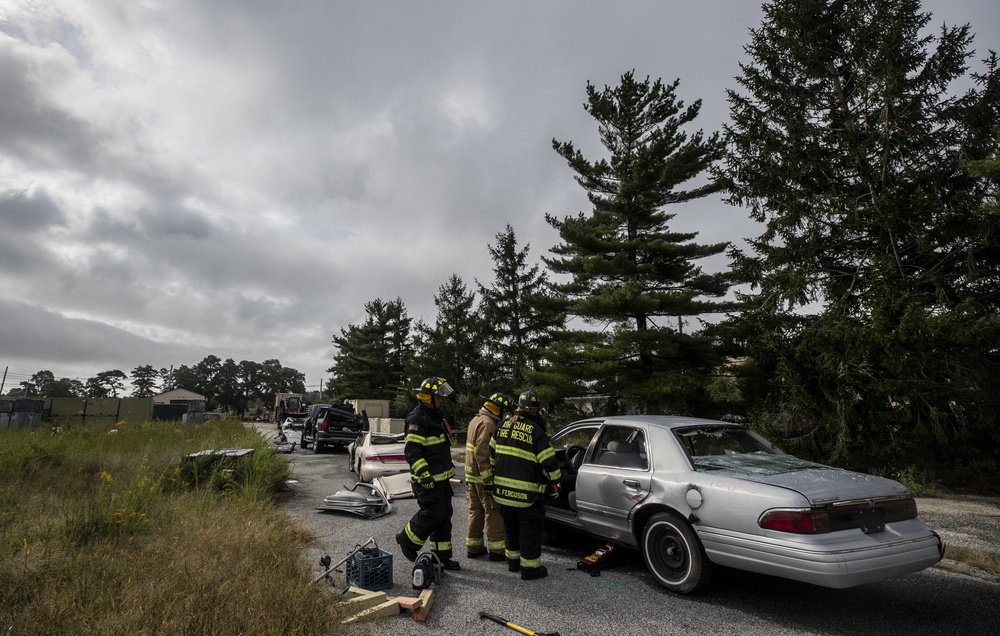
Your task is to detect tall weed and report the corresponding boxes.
[0,421,340,636]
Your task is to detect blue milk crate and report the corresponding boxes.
[346,546,393,591]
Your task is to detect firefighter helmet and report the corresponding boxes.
[517,390,541,411]
[485,392,512,414]
[416,377,453,398]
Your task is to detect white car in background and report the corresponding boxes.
[348,432,408,482]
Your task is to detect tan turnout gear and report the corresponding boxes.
[465,394,510,558]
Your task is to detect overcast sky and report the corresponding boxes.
[1,1,997,395]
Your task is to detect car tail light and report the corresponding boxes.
[879,498,918,523]
[760,497,918,534]
[759,509,831,533]
[320,419,328,432]
[369,452,406,463]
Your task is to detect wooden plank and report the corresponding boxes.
[396,596,424,611]
[342,591,389,613]
[344,586,380,599]
[341,599,400,624]
[412,588,435,622]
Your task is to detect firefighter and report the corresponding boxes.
[465,391,512,561]
[394,376,461,570]
[489,390,561,580]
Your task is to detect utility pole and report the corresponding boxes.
[0,366,7,396]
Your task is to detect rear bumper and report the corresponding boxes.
[699,521,943,589]
[359,461,408,482]
[316,430,362,446]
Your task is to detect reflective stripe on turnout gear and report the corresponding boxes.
[404,402,455,484]
[489,412,561,507]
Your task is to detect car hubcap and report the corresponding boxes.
[653,527,686,576]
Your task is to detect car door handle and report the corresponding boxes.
[623,479,640,488]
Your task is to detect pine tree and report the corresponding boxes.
[476,224,563,390]
[87,370,128,398]
[130,365,159,398]
[721,0,1000,469]
[411,274,486,423]
[328,298,412,402]
[545,71,734,415]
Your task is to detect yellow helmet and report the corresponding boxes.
[517,390,541,411]
[416,377,453,398]
[484,392,512,416]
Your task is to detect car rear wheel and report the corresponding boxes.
[313,441,324,454]
[641,512,712,594]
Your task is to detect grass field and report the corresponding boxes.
[0,419,348,636]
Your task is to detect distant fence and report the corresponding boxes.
[0,397,155,428]
[0,399,44,429]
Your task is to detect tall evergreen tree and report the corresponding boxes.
[130,365,159,398]
[170,365,199,393]
[476,225,564,390]
[720,0,1000,469]
[84,377,108,399]
[411,274,486,423]
[545,71,733,415]
[87,369,128,398]
[328,297,412,403]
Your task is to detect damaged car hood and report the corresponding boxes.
[693,453,910,504]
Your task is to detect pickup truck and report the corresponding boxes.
[300,402,369,453]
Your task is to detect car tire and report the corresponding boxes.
[313,441,324,454]
[300,437,309,450]
[641,512,713,594]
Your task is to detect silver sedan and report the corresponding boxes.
[546,415,943,593]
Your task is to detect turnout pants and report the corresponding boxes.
[402,480,454,558]
[500,502,545,570]
[466,482,505,556]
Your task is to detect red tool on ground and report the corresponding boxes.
[479,611,560,636]
[576,542,620,576]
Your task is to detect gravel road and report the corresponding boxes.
[262,429,999,636]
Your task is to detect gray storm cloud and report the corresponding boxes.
[0,0,995,389]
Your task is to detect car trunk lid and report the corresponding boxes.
[693,454,910,504]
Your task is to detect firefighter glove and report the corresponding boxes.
[417,476,436,490]
[548,483,561,498]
